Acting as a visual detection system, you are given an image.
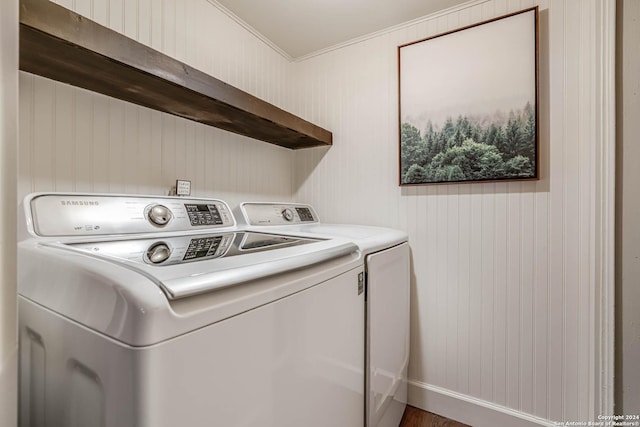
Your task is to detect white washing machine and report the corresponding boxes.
[18,193,366,427]
[237,202,410,427]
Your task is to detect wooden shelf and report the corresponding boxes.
[19,0,332,149]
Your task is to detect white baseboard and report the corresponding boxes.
[408,380,555,427]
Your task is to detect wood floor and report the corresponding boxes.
[399,405,471,427]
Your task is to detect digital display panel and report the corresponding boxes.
[185,204,223,226]
[295,207,315,222]
[183,236,223,260]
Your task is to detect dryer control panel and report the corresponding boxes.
[240,203,319,226]
[28,194,235,237]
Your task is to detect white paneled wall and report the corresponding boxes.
[293,0,614,425]
[15,0,615,426]
[0,0,18,424]
[51,0,291,109]
[19,0,294,207]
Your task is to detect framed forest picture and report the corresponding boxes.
[398,7,539,185]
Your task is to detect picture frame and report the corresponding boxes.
[398,7,539,185]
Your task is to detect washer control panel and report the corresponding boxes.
[29,194,235,237]
[183,235,226,260]
[240,203,319,226]
[185,204,224,226]
[69,233,236,266]
[67,231,316,266]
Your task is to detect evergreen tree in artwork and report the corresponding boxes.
[400,123,426,177]
[504,155,534,177]
[502,115,524,159]
[404,164,429,184]
[400,102,536,183]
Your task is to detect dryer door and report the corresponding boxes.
[366,242,410,427]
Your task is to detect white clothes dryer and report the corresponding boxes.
[237,202,410,427]
[18,193,366,427]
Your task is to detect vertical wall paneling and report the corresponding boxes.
[123,0,138,41]
[456,184,471,395]
[520,185,535,414]
[107,98,125,192]
[18,75,34,198]
[91,0,108,28]
[493,183,507,408]
[576,1,592,419]
[54,82,74,190]
[135,107,151,194]
[446,186,459,391]
[533,186,549,419]
[437,186,448,388]
[507,183,522,410]
[160,115,176,193]
[480,184,495,403]
[292,0,615,425]
[92,91,110,193]
[122,105,138,194]
[162,0,176,58]
[468,183,483,399]
[32,77,55,192]
[0,0,19,423]
[150,0,162,51]
[21,0,295,207]
[74,89,93,193]
[109,0,124,34]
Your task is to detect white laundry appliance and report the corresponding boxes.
[237,202,410,427]
[18,193,366,427]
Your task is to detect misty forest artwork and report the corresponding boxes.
[398,8,538,185]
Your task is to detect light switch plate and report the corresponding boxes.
[176,180,191,196]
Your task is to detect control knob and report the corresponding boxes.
[148,204,172,226]
[147,242,171,264]
[281,208,294,222]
